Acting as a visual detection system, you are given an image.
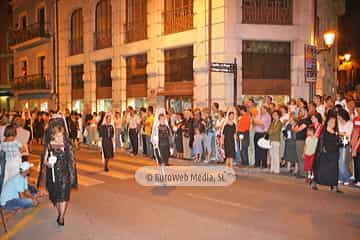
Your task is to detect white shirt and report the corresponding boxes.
[316,104,326,117]
[338,120,353,139]
[16,128,30,156]
[280,113,289,124]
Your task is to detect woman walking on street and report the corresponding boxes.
[44,116,77,226]
[312,115,342,193]
[99,113,115,172]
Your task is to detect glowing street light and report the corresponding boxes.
[323,31,335,48]
[344,53,351,62]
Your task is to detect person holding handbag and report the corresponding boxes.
[268,110,283,174]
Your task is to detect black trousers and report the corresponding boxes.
[238,131,249,166]
[254,132,268,168]
[355,153,360,182]
[129,128,138,155]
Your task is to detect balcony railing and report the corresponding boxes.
[69,38,84,56]
[12,74,51,91]
[242,0,292,25]
[94,30,112,50]
[8,23,50,46]
[164,5,194,35]
[124,18,147,43]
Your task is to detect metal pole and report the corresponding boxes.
[208,0,212,110]
[55,0,60,111]
[234,58,237,106]
[310,0,318,101]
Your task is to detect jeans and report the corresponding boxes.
[145,135,153,158]
[3,198,33,210]
[338,146,351,182]
[115,128,121,148]
[236,131,249,166]
[142,134,147,155]
[204,131,216,159]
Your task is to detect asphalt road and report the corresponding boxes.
[1,145,360,240]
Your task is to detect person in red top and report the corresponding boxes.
[351,101,360,187]
[236,105,251,166]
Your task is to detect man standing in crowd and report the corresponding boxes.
[253,105,271,168]
[236,105,250,166]
[246,99,258,167]
[293,106,311,178]
[314,95,326,118]
[127,107,140,156]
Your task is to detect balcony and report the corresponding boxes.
[69,38,84,56]
[124,18,147,43]
[94,30,112,50]
[242,0,292,25]
[12,74,51,94]
[164,5,194,35]
[8,23,50,50]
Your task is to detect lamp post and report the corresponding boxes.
[309,30,336,100]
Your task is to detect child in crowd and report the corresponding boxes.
[304,127,318,183]
[193,128,203,162]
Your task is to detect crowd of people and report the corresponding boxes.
[0,91,360,217]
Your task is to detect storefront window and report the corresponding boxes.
[166,96,193,113]
[72,99,84,113]
[40,102,48,112]
[127,97,147,110]
[97,98,112,112]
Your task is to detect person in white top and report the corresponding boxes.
[337,109,353,185]
[13,117,30,162]
[313,95,326,118]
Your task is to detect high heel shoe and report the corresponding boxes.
[57,217,64,226]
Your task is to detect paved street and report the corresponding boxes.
[1,145,360,240]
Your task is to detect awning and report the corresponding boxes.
[17,93,51,100]
[0,89,14,97]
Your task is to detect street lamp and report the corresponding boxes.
[344,53,351,62]
[318,30,336,53]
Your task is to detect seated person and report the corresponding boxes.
[0,162,39,210]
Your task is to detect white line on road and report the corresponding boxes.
[185,193,264,212]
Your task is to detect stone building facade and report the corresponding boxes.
[9,0,345,112]
[8,0,56,111]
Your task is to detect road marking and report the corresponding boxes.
[0,203,44,240]
[185,193,264,212]
[76,162,133,180]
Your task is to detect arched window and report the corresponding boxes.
[70,8,83,55]
[95,0,112,49]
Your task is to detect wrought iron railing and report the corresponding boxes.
[69,38,84,55]
[12,74,51,91]
[164,5,194,34]
[242,0,292,25]
[94,30,112,50]
[124,18,147,43]
[8,23,50,46]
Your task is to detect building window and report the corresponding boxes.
[164,0,193,34]
[9,63,14,82]
[71,65,84,89]
[96,60,112,87]
[38,56,45,76]
[125,0,147,43]
[95,0,112,50]
[37,7,45,33]
[242,0,292,25]
[70,9,83,55]
[165,46,193,82]
[242,40,291,95]
[166,96,193,113]
[21,60,27,77]
[126,54,147,85]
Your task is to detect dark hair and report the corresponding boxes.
[338,109,350,122]
[267,96,273,102]
[312,112,323,124]
[4,125,17,138]
[213,102,219,110]
[140,107,146,113]
[308,101,316,109]
[272,110,280,118]
[148,106,154,114]
[239,105,247,112]
[325,115,338,132]
[158,113,165,120]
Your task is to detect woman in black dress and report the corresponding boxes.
[44,117,76,226]
[312,115,342,193]
[99,114,114,172]
[157,114,171,165]
[33,113,44,144]
[221,110,237,167]
[174,113,184,159]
